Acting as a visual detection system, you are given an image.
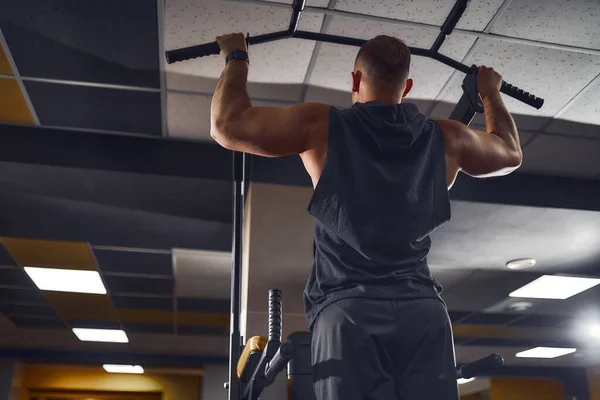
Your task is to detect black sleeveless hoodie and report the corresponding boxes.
[304,101,451,328]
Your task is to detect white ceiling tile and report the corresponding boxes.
[544,76,600,138]
[265,0,331,6]
[165,0,324,85]
[492,0,600,49]
[335,0,505,31]
[521,135,600,178]
[309,16,475,97]
[431,39,600,130]
[167,91,212,141]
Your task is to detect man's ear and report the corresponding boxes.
[351,71,361,93]
[402,78,413,98]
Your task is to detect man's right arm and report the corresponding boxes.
[435,66,523,186]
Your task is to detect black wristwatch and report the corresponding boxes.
[226,50,249,65]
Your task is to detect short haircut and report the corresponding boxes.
[355,35,411,91]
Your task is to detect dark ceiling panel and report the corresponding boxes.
[68,320,121,330]
[509,314,569,328]
[447,311,472,322]
[0,288,46,303]
[178,325,228,336]
[104,276,173,295]
[25,81,162,136]
[123,323,173,334]
[177,297,230,313]
[0,0,159,87]
[0,245,16,266]
[95,250,173,276]
[461,313,522,326]
[0,303,57,318]
[0,190,232,251]
[112,296,174,311]
[9,316,66,329]
[0,268,36,288]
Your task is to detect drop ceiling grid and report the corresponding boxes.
[308,14,478,98]
[164,0,324,85]
[430,38,600,130]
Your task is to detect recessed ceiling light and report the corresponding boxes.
[103,364,144,374]
[509,275,600,300]
[457,377,475,385]
[24,266,107,295]
[515,347,576,359]
[508,301,533,312]
[72,328,129,343]
[506,258,536,270]
[588,324,600,338]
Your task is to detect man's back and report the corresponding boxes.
[304,101,450,327]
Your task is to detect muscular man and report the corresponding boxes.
[212,33,522,400]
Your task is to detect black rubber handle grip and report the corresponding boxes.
[500,81,544,109]
[268,289,282,342]
[165,42,220,64]
[457,353,504,379]
[265,342,295,380]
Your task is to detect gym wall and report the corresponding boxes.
[489,377,565,400]
[16,363,201,400]
[589,366,600,400]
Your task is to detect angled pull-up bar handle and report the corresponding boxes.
[431,0,470,53]
[288,0,307,35]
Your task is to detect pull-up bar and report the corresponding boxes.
[165,0,544,110]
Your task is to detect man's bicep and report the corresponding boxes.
[219,103,330,157]
[436,119,520,178]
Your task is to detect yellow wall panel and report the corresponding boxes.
[19,364,201,400]
[490,377,564,400]
[0,79,34,125]
[0,45,13,75]
[589,367,600,400]
[44,292,119,322]
[1,238,97,270]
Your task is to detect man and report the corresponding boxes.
[212,33,522,400]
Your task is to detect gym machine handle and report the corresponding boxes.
[268,289,282,343]
[456,353,504,379]
[166,41,220,64]
[264,342,295,381]
[500,81,544,109]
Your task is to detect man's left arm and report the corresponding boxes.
[210,33,330,157]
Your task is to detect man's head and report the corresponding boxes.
[352,35,413,104]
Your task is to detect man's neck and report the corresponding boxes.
[361,93,402,105]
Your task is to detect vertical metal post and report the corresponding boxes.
[228,151,246,400]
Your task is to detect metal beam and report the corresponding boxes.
[2,124,600,213]
[0,123,232,180]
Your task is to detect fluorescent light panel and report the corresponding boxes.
[103,364,144,374]
[24,266,107,294]
[457,377,475,385]
[515,347,577,359]
[509,275,600,300]
[72,328,129,343]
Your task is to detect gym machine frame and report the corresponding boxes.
[164,1,541,399]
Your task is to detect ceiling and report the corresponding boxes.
[0,0,599,376]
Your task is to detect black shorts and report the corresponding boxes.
[311,297,459,400]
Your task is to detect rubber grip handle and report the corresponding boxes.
[457,353,504,379]
[500,81,544,109]
[265,342,295,380]
[165,42,221,64]
[268,289,282,342]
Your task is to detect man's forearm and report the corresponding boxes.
[481,92,521,154]
[211,61,251,131]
